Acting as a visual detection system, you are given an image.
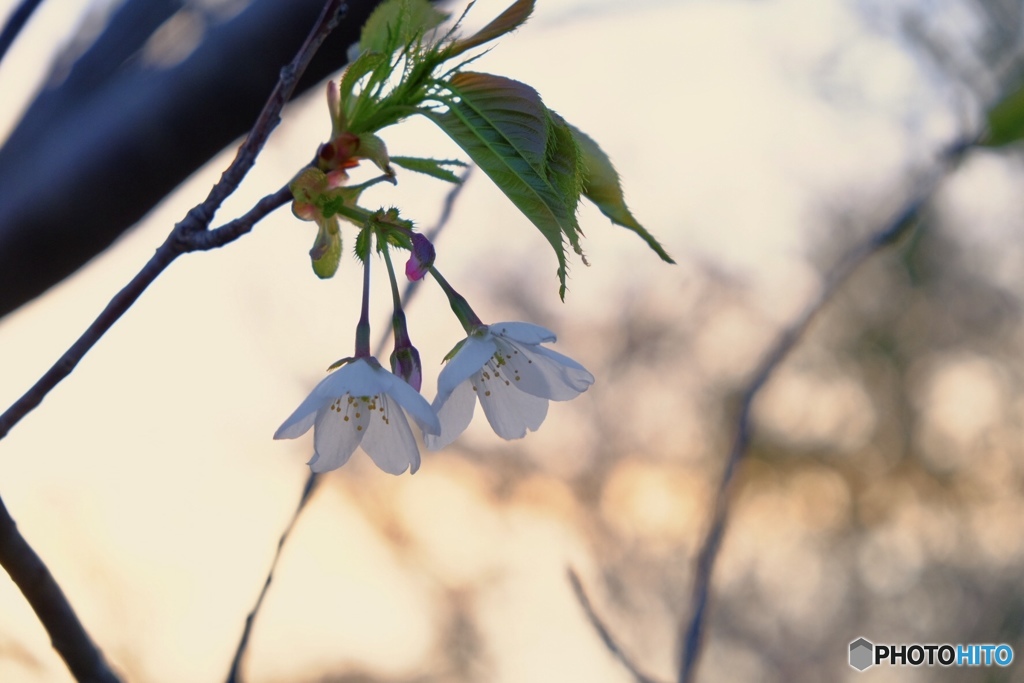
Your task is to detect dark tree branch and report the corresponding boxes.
[675,140,975,683]
[0,0,408,320]
[0,0,45,65]
[0,496,121,683]
[0,2,344,678]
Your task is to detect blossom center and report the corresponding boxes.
[470,347,531,397]
[329,393,391,431]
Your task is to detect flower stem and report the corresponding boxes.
[382,245,411,341]
[428,266,482,333]
[354,231,372,357]
[381,245,403,313]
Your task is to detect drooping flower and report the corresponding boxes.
[425,322,595,450]
[275,357,441,474]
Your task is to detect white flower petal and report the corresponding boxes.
[425,379,477,450]
[360,394,421,474]
[277,360,377,439]
[486,338,553,399]
[274,392,320,439]
[477,372,549,440]
[515,343,595,400]
[435,335,497,401]
[484,338,592,402]
[309,395,369,472]
[376,368,441,435]
[491,322,556,345]
[311,358,380,399]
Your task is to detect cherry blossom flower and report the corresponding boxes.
[425,322,594,450]
[275,357,440,474]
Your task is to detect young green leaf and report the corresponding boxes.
[390,156,468,183]
[449,0,535,57]
[983,83,1024,147]
[545,112,586,259]
[359,0,448,55]
[339,51,388,122]
[356,133,394,175]
[424,71,581,298]
[558,117,674,263]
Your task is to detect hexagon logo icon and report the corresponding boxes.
[850,638,874,671]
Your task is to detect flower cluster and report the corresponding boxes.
[275,206,593,475]
[272,0,674,474]
[275,315,593,475]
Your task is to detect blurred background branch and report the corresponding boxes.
[677,149,962,683]
[0,0,43,63]
[0,0,412,320]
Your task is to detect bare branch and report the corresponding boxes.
[0,496,121,682]
[675,140,975,683]
[568,569,666,683]
[0,2,345,678]
[226,473,321,683]
[0,183,291,443]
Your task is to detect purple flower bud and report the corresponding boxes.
[405,233,435,281]
[390,344,423,392]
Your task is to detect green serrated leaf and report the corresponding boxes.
[558,116,675,264]
[390,156,467,183]
[341,51,387,95]
[425,71,581,298]
[360,0,448,55]
[449,0,535,57]
[984,84,1024,147]
[545,112,585,259]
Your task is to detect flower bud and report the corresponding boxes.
[405,233,435,281]
[390,343,423,392]
[390,310,423,391]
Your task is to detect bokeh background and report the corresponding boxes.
[2,0,1024,681]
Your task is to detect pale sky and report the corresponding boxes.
[0,0,1009,681]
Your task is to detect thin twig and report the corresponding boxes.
[0,2,346,679]
[226,473,321,683]
[225,169,473,681]
[0,186,291,442]
[676,142,973,682]
[0,0,44,65]
[568,569,665,683]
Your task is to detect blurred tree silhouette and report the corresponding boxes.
[0,0,401,319]
[5,0,1024,682]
